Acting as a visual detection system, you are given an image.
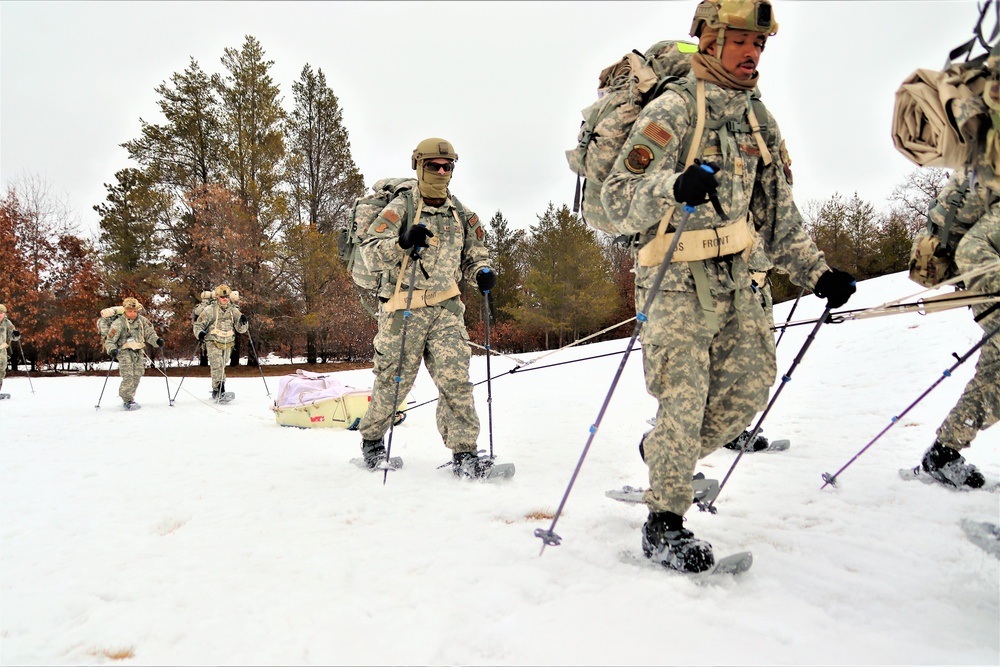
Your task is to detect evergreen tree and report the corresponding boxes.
[515,203,617,348]
[483,210,525,324]
[94,168,171,300]
[287,64,364,233]
[122,57,223,192]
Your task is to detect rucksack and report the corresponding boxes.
[908,168,987,287]
[566,40,772,235]
[192,289,240,322]
[338,178,417,290]
[96,306,124,343]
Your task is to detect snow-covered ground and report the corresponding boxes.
[2,271,998,665]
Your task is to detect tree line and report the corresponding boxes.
[0,35,948,372]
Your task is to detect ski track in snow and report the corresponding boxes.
[1,272,998,665]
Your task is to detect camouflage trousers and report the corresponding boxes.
[639,286,775,516]
[936,218,1000,450]
[117,348,146,402]
[0,347,7,391]
[206,342,232,391]
[359,302,480,452]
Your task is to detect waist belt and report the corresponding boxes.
[637,214,755,267]
[0,342,7,350]
[121,341,145,350]
[382,283,462,313]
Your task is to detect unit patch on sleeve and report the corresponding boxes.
[641,121,673,148]
[625,144,655,174]
[475,226,484,240]
[374,222,389,234]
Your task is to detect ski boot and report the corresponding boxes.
[211,387,220,400]
[641,511,715,573]
[724,429,770,453]
[921,441,985,489]
[452,450,496,480]
[361,437,388,471]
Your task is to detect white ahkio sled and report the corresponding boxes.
[271,369,411,430]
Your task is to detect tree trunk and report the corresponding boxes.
[307,331,317,364]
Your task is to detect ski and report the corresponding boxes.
[606,475,720,506]
[898,466,1000,492]
[620,550,753,578]
[959,519,1000,559]
[350,456,404,472]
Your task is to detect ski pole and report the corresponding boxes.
[383,244,424,485]
[15,339,34,395]
[821,315,1000,489]
[707,305,835,512]
[170,340,203,403]
[535,203,699,555]
[159,343,172,406]
[245,326,271,398]
[774,285,805,349]
[482,285,495,458]
[143,349,174,406]
[95,356,116,409]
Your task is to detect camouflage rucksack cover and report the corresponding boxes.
[338,178,417,290]
[96,306,124,344]
[566,41,698,235]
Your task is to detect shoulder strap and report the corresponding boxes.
[745,93,772,166]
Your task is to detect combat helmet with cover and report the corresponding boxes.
[565,0,776,235]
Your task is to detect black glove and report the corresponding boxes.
[12,330,20,340]
[399,224,434,250]
[156,337,164,348]
[239,314,248,327]
[475,268,496,293]
[110,348,119,360]
[814,268,857,309]
[673,161,719,206]
[198,330,207,341]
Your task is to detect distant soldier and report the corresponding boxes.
[0,303,22,400]
[356,137,505,479]
[104,297,163,410]
[601,0,856,572]
[193,285,247,402]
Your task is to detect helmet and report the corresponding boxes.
[0,304,6,313]
[690,0,778,38]
[411,138,458,170]
[215,284,232,298]
[122,297,142,310]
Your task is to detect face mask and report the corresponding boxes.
[418,162,452,199]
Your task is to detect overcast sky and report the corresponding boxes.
[0,1,980,239]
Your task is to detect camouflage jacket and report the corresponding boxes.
[105,314,159,355]
[601,74,829,294]
[194,303,247,345]
[359,188,492,300]
[0,318,17,349]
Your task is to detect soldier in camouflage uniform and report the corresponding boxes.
[193,284,248,400]
[0,304,22,398]
[601,0,856,572]
[917,165,1000,488]
[104,297,163,410]
[356,137,500,479]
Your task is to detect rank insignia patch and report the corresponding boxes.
[625,144,654,174]
[641,122,672,147]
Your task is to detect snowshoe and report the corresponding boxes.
[959,519,1000,559]
[218,392,235,404]
[350,455,403,472]
[0,393,10,400]
[641,511,715,573]
[449,450,515,481]
[606,473,720,506]
[123,400,141,411]
[723,430,789,453]
[920,442,985,489]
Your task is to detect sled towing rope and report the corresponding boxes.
[534,200,701,555]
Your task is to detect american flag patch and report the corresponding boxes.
[468,214,479,227]
[641,122,672,147]
[383,210,400,224]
